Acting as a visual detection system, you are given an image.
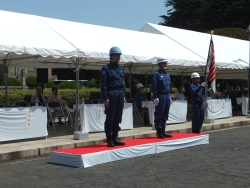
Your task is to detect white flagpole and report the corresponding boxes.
[204,31,215,124]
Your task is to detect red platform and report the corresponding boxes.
[50,133,209,168]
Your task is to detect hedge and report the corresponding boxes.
[0,88,132,105]
[0,89,90,105]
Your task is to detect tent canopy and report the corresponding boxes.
[140,23,249,78]
[0,10,248,78]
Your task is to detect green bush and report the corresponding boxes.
[87,78,99,88]
[44,81,56,88]
[25,75,37,87]
[57,81,81,89]
[0,89,91,105]
[0,77,21,86]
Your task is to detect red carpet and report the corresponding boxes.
[54,133,202,155]
[51,133,209,168]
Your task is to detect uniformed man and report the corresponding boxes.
[189,72,205,133]
[101,46,126,147]
[152,57,172,138]
[134,83,149,125]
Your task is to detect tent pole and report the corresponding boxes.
[74,57,89,140]
[75,57,80,132]
[3,59,8,105]
[129,65,132,99]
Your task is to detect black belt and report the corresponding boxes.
[108,87,124,91]
[193,101,204,105]
[157,92,170,95]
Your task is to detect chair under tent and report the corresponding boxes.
[47,101,68,131]
[14,101,28,107]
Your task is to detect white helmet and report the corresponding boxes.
[157,57,168,64]
[191,72,200,79]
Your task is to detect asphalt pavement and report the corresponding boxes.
[0,126,250,188]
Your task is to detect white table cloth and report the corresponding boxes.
[0,107,48,142]
[80,103,133,133]
[142,100,187,127]
[241,97,248,115]
[206,99,232,119]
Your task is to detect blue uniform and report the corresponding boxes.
[101,62,126,136]
[134,92,148,112]
[152,69,171,129]
[189,82,204,133]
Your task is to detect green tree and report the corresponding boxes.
[160,0,250,39]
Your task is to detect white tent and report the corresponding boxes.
[0,10,207,74]
[0,10,248,78]
[139,23,249,79]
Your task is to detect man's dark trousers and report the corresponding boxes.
[104,90,124,136]
[154,94,170,129]
[192,103,204,132]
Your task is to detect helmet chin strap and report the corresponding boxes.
[159,65,168,71]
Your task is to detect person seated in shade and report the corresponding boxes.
[237,86,247,97]
[31,86,46,106]
[48,87,64,125]
[227,86,238,115]
[146,84,153,101]
[174,86,186,100]
[134,83,149,125]
[210,84,224,99]
[170,87,176,100]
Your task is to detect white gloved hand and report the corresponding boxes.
[154,98,159,106]
[201,82,206,87]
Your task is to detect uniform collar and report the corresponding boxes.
[158,69,166,74]
[110,61,118,67]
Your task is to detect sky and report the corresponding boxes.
[0,0,168,31]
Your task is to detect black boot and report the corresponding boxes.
[156,129,164,139]
[161,127,172,138]
[112,135,125,146]
[106,135,114,147]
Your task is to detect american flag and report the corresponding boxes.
[206,37,216,93]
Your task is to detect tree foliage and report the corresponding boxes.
[160,0,250,39]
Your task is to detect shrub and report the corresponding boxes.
[87,78,99,88]
[58,81,82,89]
[0,77,21,86]
[44,81,56,88]
[0,89,91,105]
[26,75,37,87]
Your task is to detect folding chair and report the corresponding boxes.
[98,99,105,104]
[4,105,21,108]
[84,100,93,104]
[132,101,144,124]
[47,101,67,130]
[91,99,99,104]
[14,101,28,107]
[29,102,43,107]
[65,101,76,129]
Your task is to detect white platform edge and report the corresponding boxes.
[156,134,209,153]
[50,134,209,168]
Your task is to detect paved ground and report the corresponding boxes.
[1,116,250,163]
[1,126,250,188]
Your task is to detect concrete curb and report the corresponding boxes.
[1,119,250,163]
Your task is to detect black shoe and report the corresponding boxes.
[112,135,125,146]
[161,127,172,138]
[106,135,114,147]
[58,121,64,126]
[192,130,200,134]
[156,129,164,139]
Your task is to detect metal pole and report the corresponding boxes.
[129,65,132,99]
[75,57,80,132]
[247,25,250,115]
[3,59,8,105]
